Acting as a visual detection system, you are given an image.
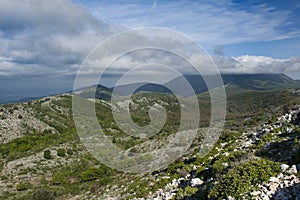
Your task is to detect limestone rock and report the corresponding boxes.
[280,164,289,172]
[190,178,203,187]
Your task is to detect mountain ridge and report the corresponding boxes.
[100,73,300,98]
[2,73,299,105]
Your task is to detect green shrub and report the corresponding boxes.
[0,175,7,180]
[43,150,51,159]
[184,186,198,196]
[40,175,48,185]
[80,167,107,182]
[257,133,273,145]
[209,158,281,198]
[16,182,32,191]
[32,189,55,200]
[51,171,67,185]
[176,186,198,199]
[57,148,66,157]
[66,148,74,155]
[0,130,77,161]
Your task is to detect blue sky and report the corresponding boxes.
[0,0,300,102]
[75,0,300,58]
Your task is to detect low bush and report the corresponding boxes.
[80,166,108,182]
[208,158,281,199]
[16,182,32,191]
[32,189,55,200]
[52,171,67,185]
[57,148,66,157]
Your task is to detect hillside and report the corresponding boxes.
[112,74,300,97]
[2,74,299,105]
[0,88,300,199]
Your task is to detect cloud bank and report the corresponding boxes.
[0,0,120,77]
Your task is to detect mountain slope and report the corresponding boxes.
[74,84,112,100]
[167,73,300,96]
[0,89,300,199]
[221,73,300,90]
[112,82,172,96]
[111,74,300,97]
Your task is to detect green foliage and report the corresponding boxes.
[32,189,55,200]
[57,148,66,157]
[0,131,76,161]
[151,178,170,193]
[16,182,32,191]
[183,186,198,196]
[66,148,74,155]
[257,133,273,145]
[176,186,198,199]
[211,151,245,176]
[208,158,281,198]
[40,175,48,185]
[166,161,191,177]
[0,175,7,180]
[80,166,109,182]
[52,171,67,185]
[43,150,51,159]
[125,178,152,198]
[218,130,242,143]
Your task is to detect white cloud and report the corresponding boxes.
[0,0,120,77]
[215,55,300,74]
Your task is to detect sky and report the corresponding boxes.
[0,0,300,102]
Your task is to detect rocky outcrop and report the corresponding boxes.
[248,164,300,200]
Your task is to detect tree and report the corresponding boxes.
[44,150,51,159]
[57,148,66,157]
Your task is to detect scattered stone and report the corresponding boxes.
[277,173,284,179]
[190,178,203,187]
[269,182,279,194]
[288,165,297,174]
[222,162,229,167]
[280,164,289,172]
[250,191,261,196]
[269,177,279,183]
[223,152,230,157]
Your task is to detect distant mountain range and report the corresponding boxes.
[2,73,300,105]
[80,73,300,99]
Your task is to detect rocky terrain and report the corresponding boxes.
[115,106,300,200]
[0,88,300,199]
